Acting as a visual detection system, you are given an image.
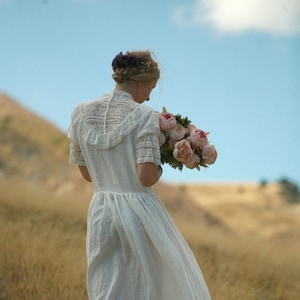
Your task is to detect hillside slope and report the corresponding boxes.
[184,183,300,238]
[0,93,70,181]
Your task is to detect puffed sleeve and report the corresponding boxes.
[67,104,86,166]
[135,110,161,166]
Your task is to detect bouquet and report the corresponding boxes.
[159,107,217,171]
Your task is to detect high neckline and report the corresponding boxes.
[113,89,135,101]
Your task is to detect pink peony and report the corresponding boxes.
[168,138,178,149]
[159,112,177,131]
[173,139,194,163]
[169,124,187,140]
[185,153,200,169]
[202,144,217,165]
[187,124,197,134]
[158,131,166,146]
[188,128,209,149]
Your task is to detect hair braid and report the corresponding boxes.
[112,51,160,83]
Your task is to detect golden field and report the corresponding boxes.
[1,178,299,300]
[1,92,300,299]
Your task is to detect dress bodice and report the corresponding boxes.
[68,90,161,193]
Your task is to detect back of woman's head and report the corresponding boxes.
[112,51,160,84]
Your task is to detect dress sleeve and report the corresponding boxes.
[67,104,86,166]
[69,142,86,166]
[135,110,161,166]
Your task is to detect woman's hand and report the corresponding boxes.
[137,163,162,186]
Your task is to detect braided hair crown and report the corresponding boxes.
[112,50,160,83]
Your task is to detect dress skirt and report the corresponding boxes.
[86,191,211,300]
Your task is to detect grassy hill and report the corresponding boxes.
[0,92,299,299]
[0,93,68,173]
[0,92,91,194]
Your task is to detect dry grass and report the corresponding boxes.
[0,180,88,300]
[173,214,300,300]
[1,179,299,300]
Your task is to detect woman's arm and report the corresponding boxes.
[78,166,92,182]
[79,163,162,185]
[137,162,162,187]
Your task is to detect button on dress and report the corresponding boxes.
[68,90,211,300]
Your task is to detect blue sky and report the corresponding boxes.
[1,0,299,185]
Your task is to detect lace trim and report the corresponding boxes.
[71,101,155,150]
[136,137,161,165]
[69,142,86,166]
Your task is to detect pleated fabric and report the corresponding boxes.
[86,191,211,300]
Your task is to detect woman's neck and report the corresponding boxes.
[115,82,137,96]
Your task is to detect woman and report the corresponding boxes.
[68,50,211,300]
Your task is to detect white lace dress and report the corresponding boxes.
[68,89,211,300]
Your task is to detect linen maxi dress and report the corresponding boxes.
[68,89,211,300]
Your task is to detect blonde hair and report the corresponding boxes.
[112,51,160,84]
